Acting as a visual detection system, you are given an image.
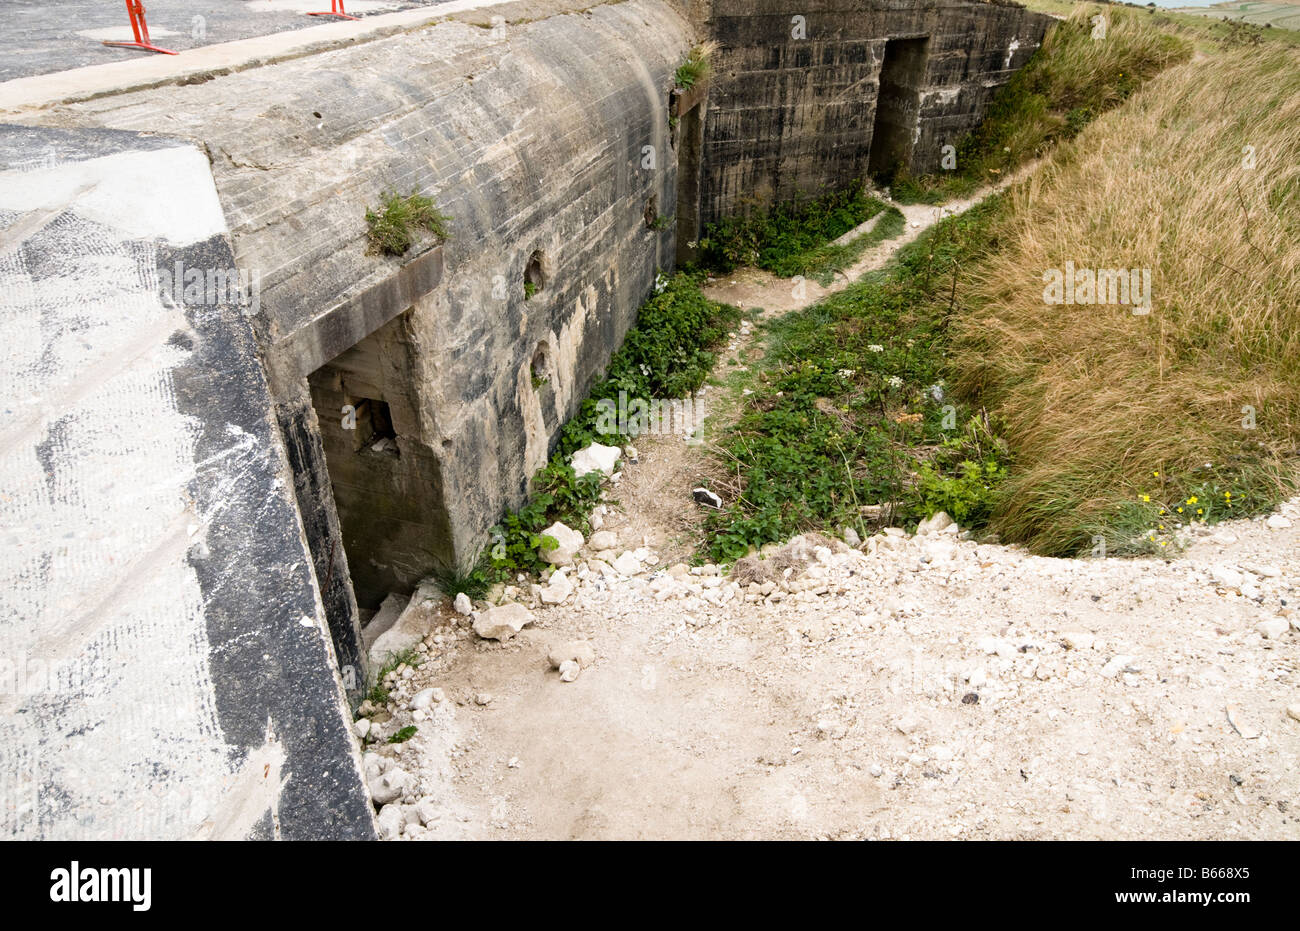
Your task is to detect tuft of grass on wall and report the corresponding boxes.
[675,40,719,90]
[365,190,451,256]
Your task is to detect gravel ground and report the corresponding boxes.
[355,493,1300,840]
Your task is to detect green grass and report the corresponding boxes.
[365,647,421,707]
[697,183,890,279]
[783,207,907,285]
[675,41,717,90]
[701,199,1014,562]
[365,191,451,256]
[891,5,1192,204]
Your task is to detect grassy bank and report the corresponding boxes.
[951,41,1300,555]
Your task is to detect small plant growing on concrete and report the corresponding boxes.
[365,190,451,257]
[674,40,718,91]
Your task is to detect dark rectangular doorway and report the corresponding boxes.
[306,311,453,613]
[868,37,930,179]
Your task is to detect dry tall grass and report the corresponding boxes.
[952,41,1300,554]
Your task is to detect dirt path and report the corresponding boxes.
[594,182,1011,567]
[355,179,1300,840]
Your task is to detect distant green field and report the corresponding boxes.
[1173,1,1300,29]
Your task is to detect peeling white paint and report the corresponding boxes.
[0,144,261,839]
[0,147,227,245]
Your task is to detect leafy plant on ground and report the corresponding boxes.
[697,182,888,278]
[702,199,1014,563]
[365,190,451,256]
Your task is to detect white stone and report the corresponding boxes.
[613,551,643,576]
[916,511,955,536]
[539,568,574,605]
[453,592,473,615]
[368,766,410,805]
[1286,704,1300,723]
[375,803,405,840]
[1266,514,1293,530]
[1210,565,1244,590]
[539,521,584,566]
[354,718,371,739]
[547,640,597,669]
[558,659,581,682]
[571,442,622,478]
[1256,618,1289,640]
[472,603,534,641]
[588,530,618,551]
[414,799,442,826]
[368,581,440,666]
[410,687,436,711]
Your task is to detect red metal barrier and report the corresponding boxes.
[102,0,177,55]
[308,0,359,19]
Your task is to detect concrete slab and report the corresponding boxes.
[0,123,374,839]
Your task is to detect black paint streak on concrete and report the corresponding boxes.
[161,229,375,839]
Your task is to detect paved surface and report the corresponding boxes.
[1,0,455,83]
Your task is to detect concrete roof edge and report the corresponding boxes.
[0,0,626,115]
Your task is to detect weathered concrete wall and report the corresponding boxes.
[701,0,1053,221]
[34,2,695,626]
[0,124,373,839]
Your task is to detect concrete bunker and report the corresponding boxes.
[0,0,1057,839]
[868,36,931,180]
